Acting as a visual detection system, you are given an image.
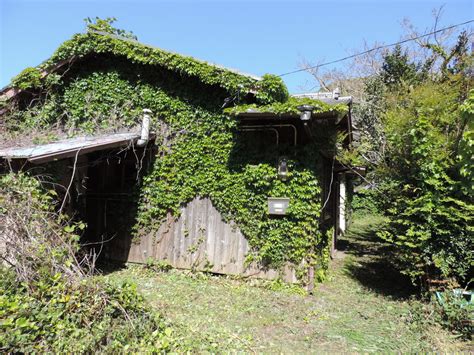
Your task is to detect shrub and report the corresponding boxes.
[0,172,88,286]
[254,74,289,104]
[0,269,173,352]
[377,82,473,285]
[0,173,174,352]
[351,188,380,216]
[434,290,473,340]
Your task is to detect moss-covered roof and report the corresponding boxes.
[43,31,261,93]
[3,28,348,118]
[224,97,349,117]
[3,30,290,106]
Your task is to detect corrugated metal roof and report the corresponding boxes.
[0,132,142,164]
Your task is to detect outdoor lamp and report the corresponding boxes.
[278,157,288,181]
[267,197,290,215]
[297,105,315,121]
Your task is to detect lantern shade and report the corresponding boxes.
[267,197,290,215]
[297,105,315,121]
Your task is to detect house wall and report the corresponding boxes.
[122,197,297,282]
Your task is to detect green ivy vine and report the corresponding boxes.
[11,67,43,90]
[225,96,348,116]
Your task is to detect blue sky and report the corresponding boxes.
[1,0,471,93]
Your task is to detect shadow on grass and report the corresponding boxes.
[95,260,128,276]
[338,215,418,300]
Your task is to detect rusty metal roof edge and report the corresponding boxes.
[0,132,151,163]
[290,93,353,105]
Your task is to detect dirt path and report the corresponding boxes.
[105,215,466,352]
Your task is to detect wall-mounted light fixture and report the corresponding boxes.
[267,197,290,215]
[278,156,288,181]
[297,105,315,122]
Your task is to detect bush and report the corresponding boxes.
[351,188,380,216]
[0,172,87,285]
[0,269,173,352]
[377,83,473,285]
[0,173,175,352]
[435,290,473,340]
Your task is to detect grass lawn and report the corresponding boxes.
[104,214,469,352]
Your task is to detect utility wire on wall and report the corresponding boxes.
[277,19,474,77]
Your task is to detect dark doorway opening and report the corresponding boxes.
[78,143,156,263]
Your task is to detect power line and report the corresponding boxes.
[278,19,473,77]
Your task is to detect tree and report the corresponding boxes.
[378,81,473,285]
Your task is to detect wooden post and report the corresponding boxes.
[307,266,315,293]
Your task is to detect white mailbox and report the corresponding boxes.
[267,197,290,215]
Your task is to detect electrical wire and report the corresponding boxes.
[278,19,473,77]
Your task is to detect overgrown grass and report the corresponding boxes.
[105,213,470,352]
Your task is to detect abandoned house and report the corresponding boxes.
[0,29,355,284]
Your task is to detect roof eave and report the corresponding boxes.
[0,132,154,164]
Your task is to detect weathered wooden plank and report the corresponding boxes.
[128,197,297,282]
[206,199,216,266]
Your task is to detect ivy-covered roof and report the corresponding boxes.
[3,29,289,105]
[2,21,351,118]
[225,97,349,117]
[44,30,262,92]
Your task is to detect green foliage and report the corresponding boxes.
[350,180,399,218]
[0,173,81,282]
[351,188,379,216]
[84,16,138,40]
[254,74,289,104]
[136,121,330,269]
[5,19,289,134]
[0,270,173,352]
[377,80,473,285]
[435,290,473,340]
[263,278,307,295]
[0,173,175,352]
[350,36,473,340]
[61,70,141,131]
[0,172,53,211]
[11,67,42,90]
[449,31,471,75]
[350,32,474,289]
[145,258,173,273]
[381,45,424,88]
[225,96,348,116]
[7,63,334,277]
[42,30,259,96]
[457,89,474,196]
